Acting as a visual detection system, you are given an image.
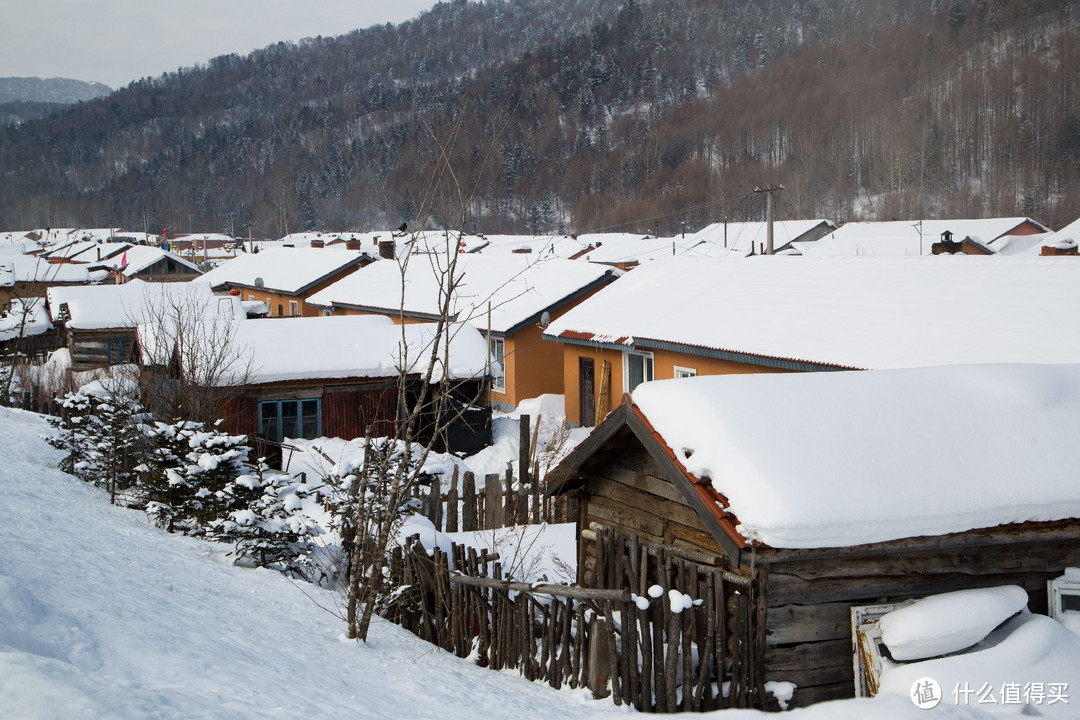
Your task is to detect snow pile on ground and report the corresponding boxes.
[879,587,1029,661]
[880,613,1080,717]
[444,522,579,584]
[466,394,591,481]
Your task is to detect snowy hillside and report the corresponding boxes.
[0,406,1000,718]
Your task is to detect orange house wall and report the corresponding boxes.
[236,264,363,318]
[561,344,792,426]
[333,282,612,409]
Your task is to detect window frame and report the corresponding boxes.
[489,336,506,393]
[623,349,654,392]
[106,337,130,365]
[673,365,698,379]
[258,397,322,442]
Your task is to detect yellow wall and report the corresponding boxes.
[238,263,363,318]
[333,282,612,409]
[561,344,791,426]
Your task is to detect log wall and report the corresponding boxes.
[757,527,1080,707]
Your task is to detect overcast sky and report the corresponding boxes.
[0,0,439,89]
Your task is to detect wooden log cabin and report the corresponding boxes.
[545,365,1080,709]
[47,280,246,372]
[182,315,500,458]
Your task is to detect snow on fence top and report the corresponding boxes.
[631,363,1080,549]
[47,280,246,330]
[543,256,1080,369]
[210,316,500,386]
[307,255,618,334]
[194,247,370,294]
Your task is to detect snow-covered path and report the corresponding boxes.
[0,407,992,719]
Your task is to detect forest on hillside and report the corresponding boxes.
[0,0,1078,235]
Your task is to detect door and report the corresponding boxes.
[579,357,595,427]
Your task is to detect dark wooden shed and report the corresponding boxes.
[546,370,1080,709]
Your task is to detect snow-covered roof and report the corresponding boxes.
[543,256,1080,369]
[90,246,202,277]
[0,298,53,341]
[797,218,1046,257]
[47,280,246,330]
[307,255,619,335]
[631,363,1080,548]
[0,262,12,288]
[194,248,369,294]
[987,233,1052,256]
[213,316,499,386]
[1042,215,1080,250]
[0,253,93,284]
[682,219,835,258]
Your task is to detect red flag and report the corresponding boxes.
[120,251,128,269]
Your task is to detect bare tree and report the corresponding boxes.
[129,286,255,424]
[342,101,514,641]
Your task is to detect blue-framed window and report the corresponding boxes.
[258,398,321,442]
[106,338,131,365]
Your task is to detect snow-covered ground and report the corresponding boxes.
[0,406,1016,718]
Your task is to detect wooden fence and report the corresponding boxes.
[411,464,577,533]
[386,525,770,712]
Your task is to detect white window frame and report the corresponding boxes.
[489,336,506,393]
[623,349,654,392]
[248,294,255,302]
[674,365,697,379]
[322,308,333,317]
[289,300,299,317]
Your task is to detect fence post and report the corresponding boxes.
[518,414,531,522]
[446,466,459,534]
[485,473,502,529]
[463,471,476,532]
[588,615,613,699]
[427,474,441,529]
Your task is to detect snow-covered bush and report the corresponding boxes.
[45,392,95,481]
[140,419,250,535]
[209,460,323,580]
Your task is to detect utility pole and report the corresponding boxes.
[753,185,784,255]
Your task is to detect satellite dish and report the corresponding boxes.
[254,277,265,289]
[538,311,551,329]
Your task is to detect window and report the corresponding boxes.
[248,294,255,302]
[323,308,333,317]
[489,336,506,392]
[258,398,321,443]
[289,300,299,317]
[106,338,130,365]
[674,365,697,379]
[625,350,654,392]
[277,303,283,317]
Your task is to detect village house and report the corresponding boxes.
[0,262,12,314]
[194,247,374,317]
[543,255,1080,426]
[46,280,246,371]
[544,364,1080,708]
[306,254,620,410]
[794,217,1048,257]
[148,315,500,457]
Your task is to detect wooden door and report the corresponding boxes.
[579,356,595,427]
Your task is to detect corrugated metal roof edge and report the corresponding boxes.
[546,331,859,373]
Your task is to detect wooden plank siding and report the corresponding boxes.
[322,386,398,439]
[68,328,137,371]
[756,535,1080,705]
